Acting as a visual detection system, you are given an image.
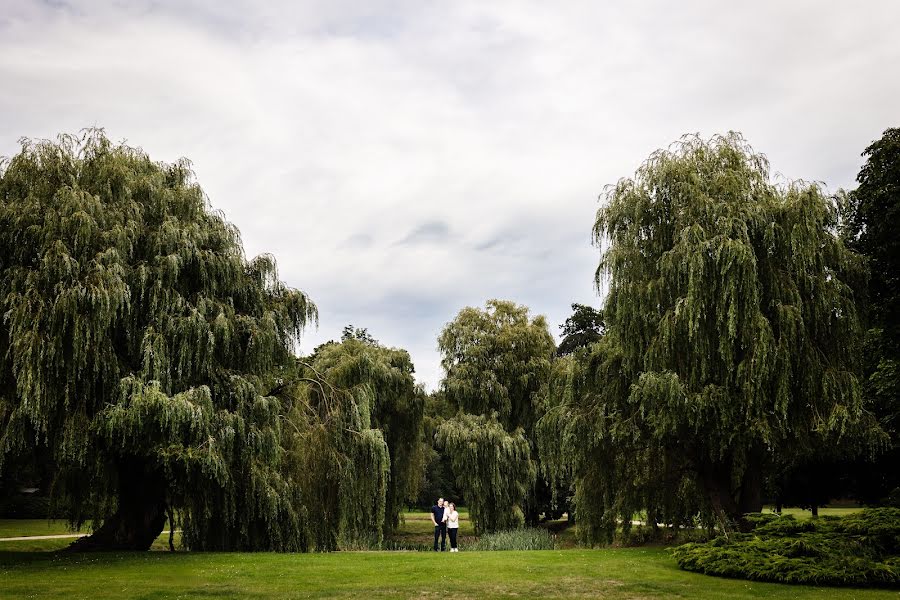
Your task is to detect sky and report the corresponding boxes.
[1,1,898,388]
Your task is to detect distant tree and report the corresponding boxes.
[436,300,555,533]
[541,133,879,542]
[557,303,604,356]
[299,337,425,541]
[416,391,463,509]
[341,325,379,346]
[0,131,316,550]
[843,127,900,505]
[435,413,535,533]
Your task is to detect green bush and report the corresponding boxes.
[468,528,557,551]
[673,508,900,588]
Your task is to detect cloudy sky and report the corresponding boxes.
[2,1,898,387]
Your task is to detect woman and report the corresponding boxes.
[446,502,460,552]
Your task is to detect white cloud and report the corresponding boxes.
[2,0,899,387]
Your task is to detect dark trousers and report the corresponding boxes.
[448,527,458,549]
[433,523,447,551]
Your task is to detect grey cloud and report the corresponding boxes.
[395,220,452,245]
[341,233,374,249]
[2,0,899,389]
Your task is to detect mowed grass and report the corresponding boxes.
[3,547,897,600]
[1,507,893,599]
[762,506,863,520]
[0,520,180,552]
[0,519,75,538]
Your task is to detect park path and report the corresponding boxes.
[0,533,88,541]
[0,530,178,542]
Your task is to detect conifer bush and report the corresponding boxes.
[673,508,900,587]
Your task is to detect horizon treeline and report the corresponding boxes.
[0,127,897,550]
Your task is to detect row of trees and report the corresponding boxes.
[1,128,896,549]
[431,130,900,542]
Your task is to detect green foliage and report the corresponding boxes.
[439,300,554,432]
[556,303,604,356]
[436,300,554,532]
[416,391,463,509]
[843,128,900,505]
[541,133,879,543]
[673,508,900,588]
[435,413,535,534]
[289,337,425,545]
[0,130,315,550]
[468,527,557,551]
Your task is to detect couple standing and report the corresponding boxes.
[430,497,459,552]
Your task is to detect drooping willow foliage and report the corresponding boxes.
[437,300,554,533]
[539,133,880,543]
[435,413,535,534]
[287,337,424,547]
[0,131,316,550]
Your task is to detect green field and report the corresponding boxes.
[3,547,897,599]
[1,508,895,599]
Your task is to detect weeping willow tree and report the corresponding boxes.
[540,133,876,542]
[0,131,316,550]
[434,413,534,533]
[292,335,425,544]
[437,299,554,533]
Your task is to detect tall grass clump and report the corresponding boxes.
[469,528,557,551]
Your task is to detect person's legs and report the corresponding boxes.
[433,525,440,551]
[440,523,447,551]
[449,528,458,551]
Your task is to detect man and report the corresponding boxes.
[431,497,448,551]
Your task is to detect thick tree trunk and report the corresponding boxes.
[700,463,739,529]
[737,457,763,515]
[66,461,167,552]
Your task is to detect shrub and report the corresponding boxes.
[468,528,556,551]
[673,508,900,588]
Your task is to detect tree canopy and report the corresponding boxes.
[299,336,425,542]
[556,303,604,356]
[436,299,554,533]
[540,133,879,542]
[843,127,900,505]
[0,131,317,550]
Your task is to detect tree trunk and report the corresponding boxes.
[700,463,740,530]
[700,459,766,532]
[66,460,167,552]
[737,457,763,515]
[811,505,819,518]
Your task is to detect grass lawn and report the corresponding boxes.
[2,547,897,599]
[1,507,893,599]
[762,506,863,520]
[0,519,76,538]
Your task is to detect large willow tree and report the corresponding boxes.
[0,131,316,550]
[295,335,425,544]
[540,133,874,541]
[437,299,554,533]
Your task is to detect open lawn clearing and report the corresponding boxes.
[0,519,76,538]
[0,548,896,599]
[762,507,863,520]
